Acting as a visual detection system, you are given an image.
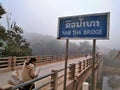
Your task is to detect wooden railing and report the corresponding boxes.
[2,57,93,90]
[0,55,103,90]
[0,54,82,73]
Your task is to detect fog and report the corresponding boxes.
[0,0,120,49]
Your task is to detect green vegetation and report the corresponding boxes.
[0,4,32,57]
[0,4,5,18]
[0,25,6,40]
[1,22,32,56]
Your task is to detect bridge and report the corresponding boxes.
[0,54,103,90]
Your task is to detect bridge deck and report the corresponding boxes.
[0,56,90,86]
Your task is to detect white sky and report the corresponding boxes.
[0,0,120,49]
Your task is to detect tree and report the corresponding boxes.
[0,25,6,54]
[0,25,6,40]
[0,4,6,40]
[2,22,32,56]
[0,4,6,56]
[0,4,6,18]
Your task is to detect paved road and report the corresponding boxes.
[0,56,91,85]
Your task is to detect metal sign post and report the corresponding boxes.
[63,39,69,90]
[91,39,96,90]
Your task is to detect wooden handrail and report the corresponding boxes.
[0,55,103,90]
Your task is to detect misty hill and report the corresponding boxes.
[23,33,113,56]
[23,33,65,55]
[24,33,57,44]
[23,33,93,56]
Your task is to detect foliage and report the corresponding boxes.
[0,41,2,46]
[0,4,6,56]
[0,25,7,40]
[0,4,6,18]
[0,4,31,56]
[2,22,32,56]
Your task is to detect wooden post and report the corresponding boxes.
[78,61,82,73]
[36,56,41,63]
[83,60,85,69]
[69,64,75,80]
[86,59,89,67]
[26,56,30,62]
[8,56,12,70]
[88,59,91,65]
[51,70,58,90]
[90,58,92,65]
[12,56,16,70]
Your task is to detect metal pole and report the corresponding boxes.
[63,39,69,90]
[91,39,96,90]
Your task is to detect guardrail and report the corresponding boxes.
[11,57,94,90]
[0,55,103,90]
[0,54,82,73]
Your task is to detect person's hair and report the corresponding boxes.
[29,58,36,63]
[25,58,36,65]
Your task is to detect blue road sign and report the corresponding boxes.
[57,12,110,39]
